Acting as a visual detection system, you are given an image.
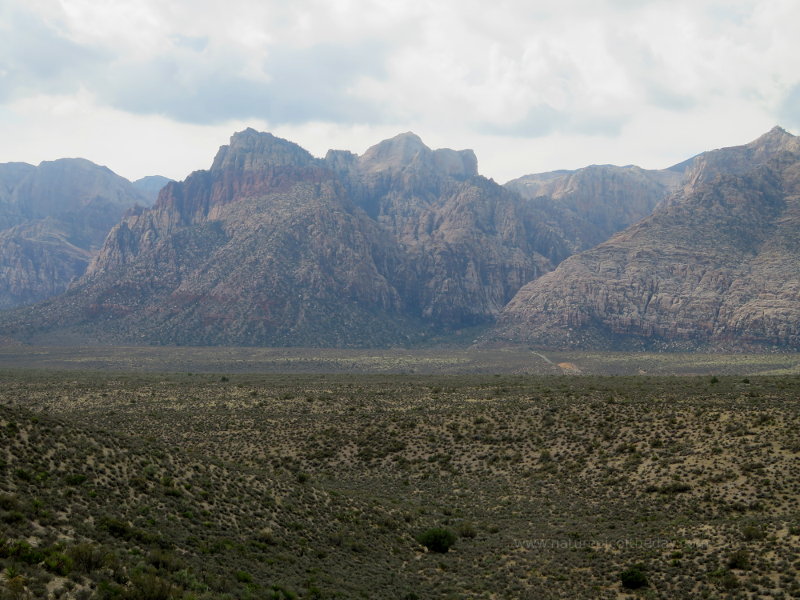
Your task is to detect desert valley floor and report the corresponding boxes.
[1,348,799,599]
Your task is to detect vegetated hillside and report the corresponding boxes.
[0,159,153,309]
[484,126,800,351]
[505,163,683,252]
[1,371,799,599]
[0,130,587,347]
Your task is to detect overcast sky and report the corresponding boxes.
[1,0,798,183]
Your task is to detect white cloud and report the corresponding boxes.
[0,90,260,181]
[0,0,798,182]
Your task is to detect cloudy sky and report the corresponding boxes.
[1,0,798,183]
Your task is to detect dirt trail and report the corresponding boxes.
[531,351,554,365]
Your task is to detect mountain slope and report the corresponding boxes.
[505,163,683,251]
[132,174,173,204]
[483,127,800,350]
[329,132,561,326]
[1,130,568,346]
[0,159,150,309]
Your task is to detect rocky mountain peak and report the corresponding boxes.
[359,132,478,178]
[505,163,682,253]
[132,175,173,205]
[323,149,359,173]
[746,125,800,156]
[210,128,315,172]
[0,158,151,309]
[431,148,478,179]
[359,132,431,173]
[683,126,800,188]
[12,158,147,219]
[484,125,800,351]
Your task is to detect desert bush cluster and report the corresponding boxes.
[1,366,799,598]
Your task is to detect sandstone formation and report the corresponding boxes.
[7,130,568,346]
[6,127,796,350]
[484,127,800,350]
[0,159,152,309]
[505,164,683,251]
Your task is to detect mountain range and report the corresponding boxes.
[483,126,800,350]
[0,126,798,350]
[0,159,169,310]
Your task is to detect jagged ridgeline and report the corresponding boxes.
[2,127,798,350]
[0,130,576,346]
[483,127,800,351]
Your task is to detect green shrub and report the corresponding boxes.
[266,586,297,599]
[741,524,765,541]
[13,468,32,482]
[727,549,751,570]
[148,549,183,573]
[234,570,253,583]
[125,574,180,600]
[709,568,739,590]
[620,565,648,589]
[659,482,692,494]
[3,540,44,564]
[65,473,88,486]
[67,543,108,573]
[44,551,74,576]
[416,527,456,553]
[0,494,17,510]
[1,510,24,524]
[96,580,126,598]
[457,522,477,539]
[102,517,133,539]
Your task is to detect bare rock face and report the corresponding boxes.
[505,164,683,252]
[484,127,800,350]
[10,128,796,350]
[339,133,555,327]
[5,130,565,346]
[0,159,149,309]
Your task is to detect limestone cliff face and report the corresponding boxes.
[0,159,148,309]
[11,130,564,346]
[484,127,800,350]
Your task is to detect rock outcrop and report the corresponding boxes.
[2,130,569,346]
[505,164,683,251]
[7,127,797,350]
[483,127,800,350]
[0,159,151,308]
